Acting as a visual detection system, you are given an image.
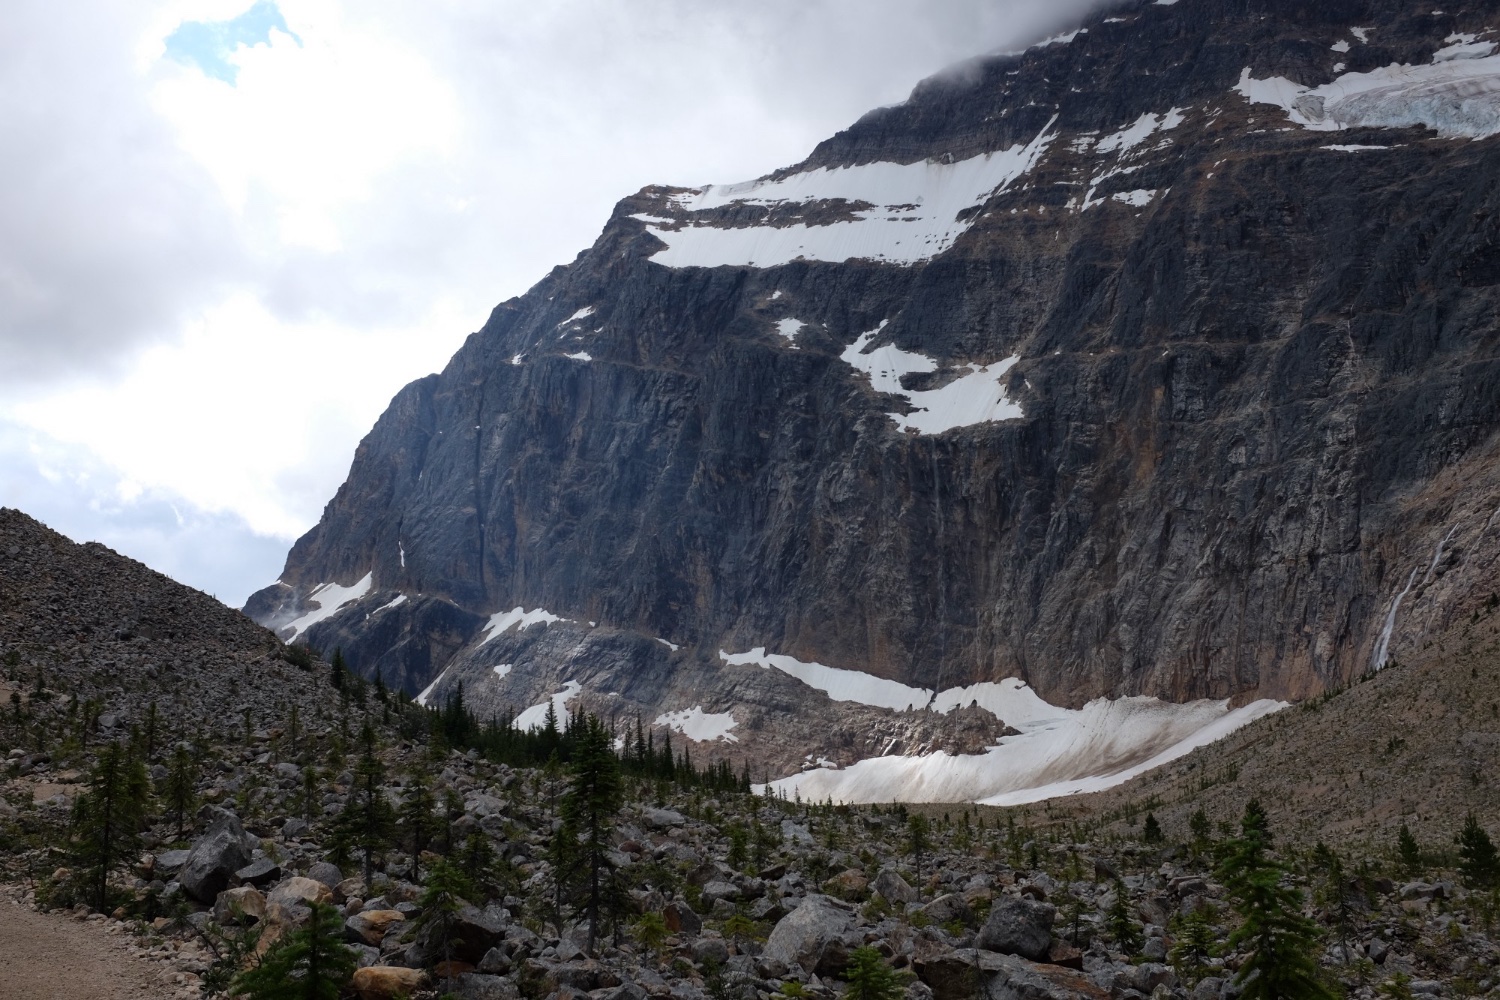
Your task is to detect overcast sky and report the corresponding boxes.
[0,0,1110,607]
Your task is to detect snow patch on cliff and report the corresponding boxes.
[645,120,1056,268]
[840,323,1023,433]
[1234,45,1500,139]
[1095,108,1186,155]
[370,594,407,616]
[557,306,595,328]
[775,319,805,347]
[515,681,583,730]
[655,706,740,743]
[479,607,566,645]
[720,648,933,712]
[283,573,372,641]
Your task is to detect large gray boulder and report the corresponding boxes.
[454,972,521,1000]
[917,947,1108,1000]
[762,893,856,976]
[921,892,975,928]
[978,897,1056,961]
[409,902,509,965]
[180,812,253,903]
[872,870,917,906]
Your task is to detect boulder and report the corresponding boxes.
[692,936,730,966]
[410,903,508,965]
[306,861,343,888]
[352,966,429,1000]
[823,869,869,902]
[642,807,686,829]
[213,886,266,925]
[154,849,191,877]
[1131,964,1177,994]
[664,899,701,934]
[454,973,522,1000]
[917,947,1108,1000]
[781,820,815,845]
[345,909,406,946]
[985,951,1110,1000]
[978,898,1055,961]
[234,858,281,887]
[920,893,974,927]
[762,893,855,976]
[269,876,333,909]
[701,880,741,905]
[872,870,917,906]
[180,812,253,903]
[547,959,622,991]
[1192,978,1224,1000]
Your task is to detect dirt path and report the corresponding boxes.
[0,893,167,999]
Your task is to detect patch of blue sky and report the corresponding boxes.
[163,1,302,85]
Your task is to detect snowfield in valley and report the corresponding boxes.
[721,646,1285,804]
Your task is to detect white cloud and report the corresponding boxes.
[2,0,1111,605]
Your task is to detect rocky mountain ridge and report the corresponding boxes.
[249,0,1500,798]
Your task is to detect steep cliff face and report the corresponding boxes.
[248,0,1500,798]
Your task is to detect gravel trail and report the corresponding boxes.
[0,894,167,999]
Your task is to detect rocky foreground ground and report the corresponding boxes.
[3,719,1498,1000]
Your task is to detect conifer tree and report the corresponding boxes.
[1107,879,1142,955]
[232,900,354,1000]
[1168,907,1218,987]
[400,767,437,881]
[1457,813,1500,889]
[562,714,624,954]
[906,813,930,902]
[1217,800,1334,1000]
[1396,824,1421,877]
[71,740,152,910]
[302,764,321,824]
[1143,812,1164,845]
[1190,808,1213,856]
[415,859,473,990]
[161,742,197,837]
[336,723,395,883]
[844,945,904,1000]
[457,829,515,901]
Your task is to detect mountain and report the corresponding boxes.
[0,507,326,740]
[246,0,1500,803]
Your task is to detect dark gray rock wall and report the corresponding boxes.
[251,0,1500,712]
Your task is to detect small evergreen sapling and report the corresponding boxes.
[231,900,354,1000]
[1168,907,1218,987]
[844,945,904,1000]
[1457,814,1500,889]
[1107,880,1143,955]
[906,814,930,902]
[1396,823,1421,877]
